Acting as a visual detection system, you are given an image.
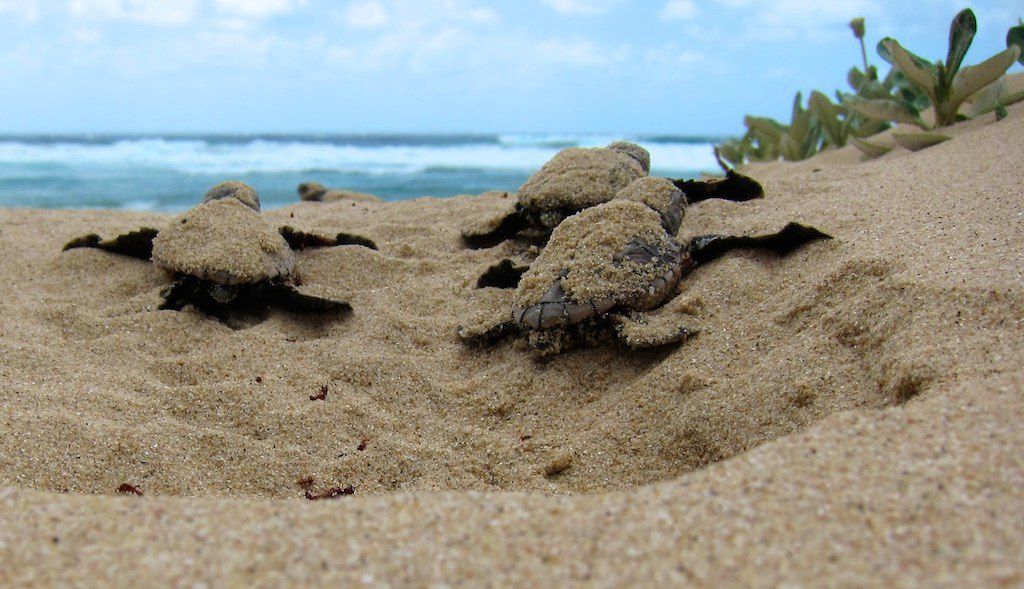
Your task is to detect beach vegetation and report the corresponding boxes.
[719,8,1023,164]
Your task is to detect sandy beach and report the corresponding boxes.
[0,104,1022,586]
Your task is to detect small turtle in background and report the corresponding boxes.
[459,181,830,357]
[474,176,685,289]
[461,142,764,249]
[298,181,382,203]
[461,141,648,248]
[62,181,375,319]
[152,197,350,316]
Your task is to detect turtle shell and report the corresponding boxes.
[512,200,683,328]
[298,181,328,201]
[203,181,261,211]
[517,143,648,214]
[608,141,651,173]
[151,198,294,285]
[614,177,685,235]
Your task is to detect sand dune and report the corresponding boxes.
[0,106,1022,586]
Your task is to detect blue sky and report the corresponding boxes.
[0,0,1020,134]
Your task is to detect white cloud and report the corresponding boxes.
[535,36,618,66]
[541,0,621,16]
[643,47,704,66]
[0,0,41,22]
[213,0,307,19]
[660,0,697,21]
[464,7,498,24]
[68,0,199,26]
[343,0,389,28]
[713,0,881,38]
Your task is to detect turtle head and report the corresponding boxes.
[297,181,328,202]
[607,141,650,173]
[614,177,685,235]
[203,181,261,212]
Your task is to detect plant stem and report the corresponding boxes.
[859,37,869,75]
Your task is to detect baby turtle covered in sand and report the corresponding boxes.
[460,184,830,357]
[297,181,382,203]
[474,177,684,289]
[64,181,379,258]
[62,182,375,318]
[462,142,764,248]
[150,198,350,316]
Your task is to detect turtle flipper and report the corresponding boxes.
[272,283,352,314]
[461,209,529,249]
[158,278,203,311]
[690,222,832,265]
[476,259,530,289]
[673,170,764,203]
[613,313,698,349]
[457,320,519,347]
[62,227,159,259]
[279,226,378,251]
[334,232,378,250]
[672,148,764,204]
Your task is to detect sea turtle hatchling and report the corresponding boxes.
[297,181,383,203]
[461,143,764,249]
[458,195,830,357]
[64,181,378,259]
[62,181,375,317]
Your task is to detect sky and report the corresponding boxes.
[0,0,1020,135]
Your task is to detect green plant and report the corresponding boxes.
[866,9,1020,128]
[716,9,1023,164]
[839,9,1023,154]
[718,16,904,164]
[1008,19,1024,65]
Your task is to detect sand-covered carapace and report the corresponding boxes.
[461,142,765,249]
[460,191,830,356]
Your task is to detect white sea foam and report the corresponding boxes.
[0,135,717,176]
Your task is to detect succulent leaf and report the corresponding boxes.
[809,91,846,147]
[885,39,940,108]
[968,77,1006,118]
[841,94,926,129]
[744,116,786,143]
[778,134,802,161]
[717,140,747,166]
[946,9,977,75]
[1006,20,1024,66]
[892,132,951,151]
[849,118,888,138]
[876,38,892,64]
[859,79,893,100]
[791,92,805,124]
[848,67,866,91]
[851,137,892,158]
[949,46,1021,111]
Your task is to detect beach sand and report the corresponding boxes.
[1,106,1022,586]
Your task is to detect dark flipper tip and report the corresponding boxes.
[770,222,833,254]
[63,234,102,251]
[335,232,378,250]
[275,284,352,314]
[458,321,518,347]
[279,226,377,251]
[673,171,765,204]
[62,227,158,259]
[690,222,832,265]
[461,210,528,249]
[476,258,529,289]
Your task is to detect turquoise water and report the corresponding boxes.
[0,133,722,211]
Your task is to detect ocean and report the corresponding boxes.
[0,133,723,211]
